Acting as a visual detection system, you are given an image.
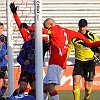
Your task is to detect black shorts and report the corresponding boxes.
[0,66,7,79]
[73,59,96,81]
[18,70,35,85]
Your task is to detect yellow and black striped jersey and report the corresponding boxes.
[67,30,100,61]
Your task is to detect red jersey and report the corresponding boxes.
[13,13,48,42]
[28,25,90,68]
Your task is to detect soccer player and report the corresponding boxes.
[67,19,100,100]
[0,22,8,98]
[30,18,91,100]
[9,2,49,60]
[11,30,36,98]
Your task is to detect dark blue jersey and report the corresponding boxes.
[0,43,7,66]
[17,40,35,74]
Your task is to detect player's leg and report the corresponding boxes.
[43,83,49,100]
[0,66,8,97]
[84,81,92,100]
[73,75,81,100]
[43,64,64,100]
[84,62,95,100]
[73,59,84,100]
[28,73,36,98]
[11,71,28,96]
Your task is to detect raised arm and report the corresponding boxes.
[28,26,48,34]
[10,2,30,42]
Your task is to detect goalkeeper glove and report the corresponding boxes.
[10,2,17,14]
[20,23,28,29]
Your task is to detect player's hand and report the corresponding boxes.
[4,55,8,61]
[9,2,17,13]
[20,23,28,29]
[78,42,86,46]
[24,60,30,65]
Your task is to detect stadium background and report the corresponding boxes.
[0,0,100,92]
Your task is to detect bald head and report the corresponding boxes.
[43,18,56,29]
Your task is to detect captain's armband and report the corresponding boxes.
[48,30,52,35]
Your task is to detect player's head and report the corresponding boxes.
[78,19,88,34]
[29,23,35,42]
[0,22,4,35]
[43,18,56,29]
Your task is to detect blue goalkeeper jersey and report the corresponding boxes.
[10,94,35,100]
[17,40,35,74]
[0,43,7,66]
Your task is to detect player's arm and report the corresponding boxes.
[10,2,30,42]
[86,41,100,47]
[86,34,100,47]
[17,43,26,65]
[66,29,90,44]
[28,25,50,35]
[67,39,74,60]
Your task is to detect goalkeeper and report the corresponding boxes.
[10,2,49,60]
[67,19,100,100]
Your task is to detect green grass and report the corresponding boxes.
[58,90,100,100]
[1,90,100,100]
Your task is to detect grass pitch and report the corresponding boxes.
[58,90,100,100]
[0,90,100,100]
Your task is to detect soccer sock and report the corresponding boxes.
[43,90,48,100]
[84,87,92,100]
[73,85,80,100]
[50,91,60,100]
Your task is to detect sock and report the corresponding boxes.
[43,90,48,100]
[0,86,7,97]
[73,85,80,100]
[50,91,60,100]
[84,87,92,100]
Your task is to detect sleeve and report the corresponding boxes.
[87,41,100,47]
[91,33,100,53]
[17,43,26,65]
[28,26,49,41]
[65,29,90,44]
[67,39,74,59]
[93,33,100,42]
[28,26,50,35]
[87,33,100,56]
[13,13,30,42]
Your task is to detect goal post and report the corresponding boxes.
[34,0,43,100]
[6,0,14,97]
